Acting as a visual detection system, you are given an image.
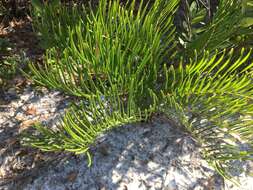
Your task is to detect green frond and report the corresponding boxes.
[159,49,253,180]
[23,88,156,164]
[29,0,179,98]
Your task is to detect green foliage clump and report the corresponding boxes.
[0,57,17,79]
[0,38,10,53]
[24,0,253,184]
[178,0,253,55]
[0,52,29,84]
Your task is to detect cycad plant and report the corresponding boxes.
[24,0,253,184]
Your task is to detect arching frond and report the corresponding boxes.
[159,48,253,180]
[23,87,156,166]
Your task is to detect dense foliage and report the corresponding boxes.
[22,0,253,184]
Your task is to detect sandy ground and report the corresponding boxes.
[0,82,253,190]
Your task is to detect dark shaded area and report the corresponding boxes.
[0,17,43,59]
[174,0,219,35]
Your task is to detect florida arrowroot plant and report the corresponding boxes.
[24,0,253,183]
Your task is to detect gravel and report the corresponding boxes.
[0,81,253,190]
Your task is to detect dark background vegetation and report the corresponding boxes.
[0,0,219,20]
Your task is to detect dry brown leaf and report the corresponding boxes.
[20,119,38,131]
[15,148,29,157]
[26,106,37,115]
[13,76,27,87]
[66,171,78,183]
[6,138,18,146]
[34,152,45,162]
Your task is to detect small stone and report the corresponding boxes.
[15,113,25,121]
[166,179,178,190]
[112,171,121,184]
[20,94,31,101]
[7,88,16,95]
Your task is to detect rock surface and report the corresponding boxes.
[0,83,253,190]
